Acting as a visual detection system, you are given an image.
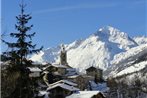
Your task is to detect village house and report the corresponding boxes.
[66,91,106,98]
[67,74,97,90]
[67,75,86,90]
[43,63,68,75]
[27,67,42,78]
[86,66,103,83]
[48,80,78,87]
[47,80,79,98]
[43,70,63,86]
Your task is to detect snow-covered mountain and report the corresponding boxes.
[30,26,147,76]
[133,36,147,45]
[108,44,147,77]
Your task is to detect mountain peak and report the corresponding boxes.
[99,26,116,32]
[91,26,137,50]
[98,26,122,36]
[92,26,125,38]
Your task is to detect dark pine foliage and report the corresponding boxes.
[2,3,43,67]
[2,2,43,98]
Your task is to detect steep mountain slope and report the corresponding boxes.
[108,44,147,77]
[30,46,61,64]
[30,26,146,75]
[133,36,147,45]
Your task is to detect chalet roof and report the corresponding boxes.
[42,71,49,74]
[65,64,73,68]
[82,75,94,78]
[49,80,77,87]
[65,71,77,76]
[67,75,95,80]
[32,62,48,65]
[86,66,97,71]
[86,66,103,71]
[67,75,86,79]
[53,63,68,68]
[43,64,67,70]
[66,68,76,71]
[66,91,105,98]
[27,67,42,72]
[47,83,80,91]
[67,75,80,78]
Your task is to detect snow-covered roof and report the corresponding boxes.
[53,64,68,68]
[38,91,49,96]
[89,81,109,92]
[82,75,95,79]
[32,61,48,65]
[67,75,80,78]
[65,71,77,76]
[43,64,67,70]
[27,67,42,72]
[38,91,49,98]
[66,91,103,98]
[47,83,79,91]
[66,68,76,71]
[42,71,49,74]
[49,80,77,87]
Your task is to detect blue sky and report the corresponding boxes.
[1,0,147,51]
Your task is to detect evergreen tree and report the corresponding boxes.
[2,1,43,98]
[2,2,43,68]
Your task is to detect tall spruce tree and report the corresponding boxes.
[2,2,43,67]
[2,1,43,98]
